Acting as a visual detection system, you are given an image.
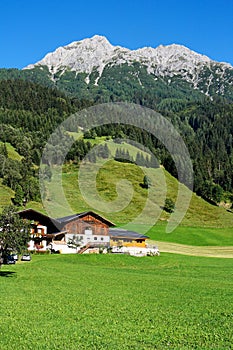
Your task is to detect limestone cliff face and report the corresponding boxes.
[24,35,233,96]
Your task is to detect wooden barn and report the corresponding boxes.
[54,212,115,252]
[17,209,115,253]
[17,209,155,255]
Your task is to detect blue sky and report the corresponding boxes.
[1,0,233,68]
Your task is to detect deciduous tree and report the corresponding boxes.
[0,206,30,266]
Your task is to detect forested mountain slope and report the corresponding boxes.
[0,35,233,210]
[0,80,87,207]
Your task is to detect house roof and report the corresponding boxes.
[56,211,115,227]
[56,212,88,223]
[17,208,61,232]
[17,209,115,230]
[109,228,149,240]
[17,208,52,221]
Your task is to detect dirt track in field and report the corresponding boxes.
[148,240,233,258]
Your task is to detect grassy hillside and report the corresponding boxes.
[0,180,14,209]
[40,160,233,229]
[0,144,22,211]
[0,254,232,349]
[0,142,22,161]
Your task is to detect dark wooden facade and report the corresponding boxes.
[17,209,60,234]
[17,209,115,237]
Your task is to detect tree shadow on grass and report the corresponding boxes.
[0,271,16,278]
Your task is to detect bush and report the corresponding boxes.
[164,198,175,213]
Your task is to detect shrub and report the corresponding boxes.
[164,198,175,213]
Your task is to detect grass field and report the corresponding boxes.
[151,241,233,258]
[0,254,232,350]
[147,224,233,246]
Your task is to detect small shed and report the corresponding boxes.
[109,228,149,248]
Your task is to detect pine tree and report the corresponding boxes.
[143,175,151,189]
[13,184,24,207]
[0,143,8,158]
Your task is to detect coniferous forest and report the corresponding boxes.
[0,73,233,207]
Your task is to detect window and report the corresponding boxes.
[94,237,97,240]
[84,228,93,235]
[101,237,104,241]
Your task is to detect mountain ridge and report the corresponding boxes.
[21,35,233,99]
[24,35,233,72]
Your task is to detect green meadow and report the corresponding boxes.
[147,225,233,246]
[0,254,232,350]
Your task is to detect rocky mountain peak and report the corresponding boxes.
[24,35,233,95]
